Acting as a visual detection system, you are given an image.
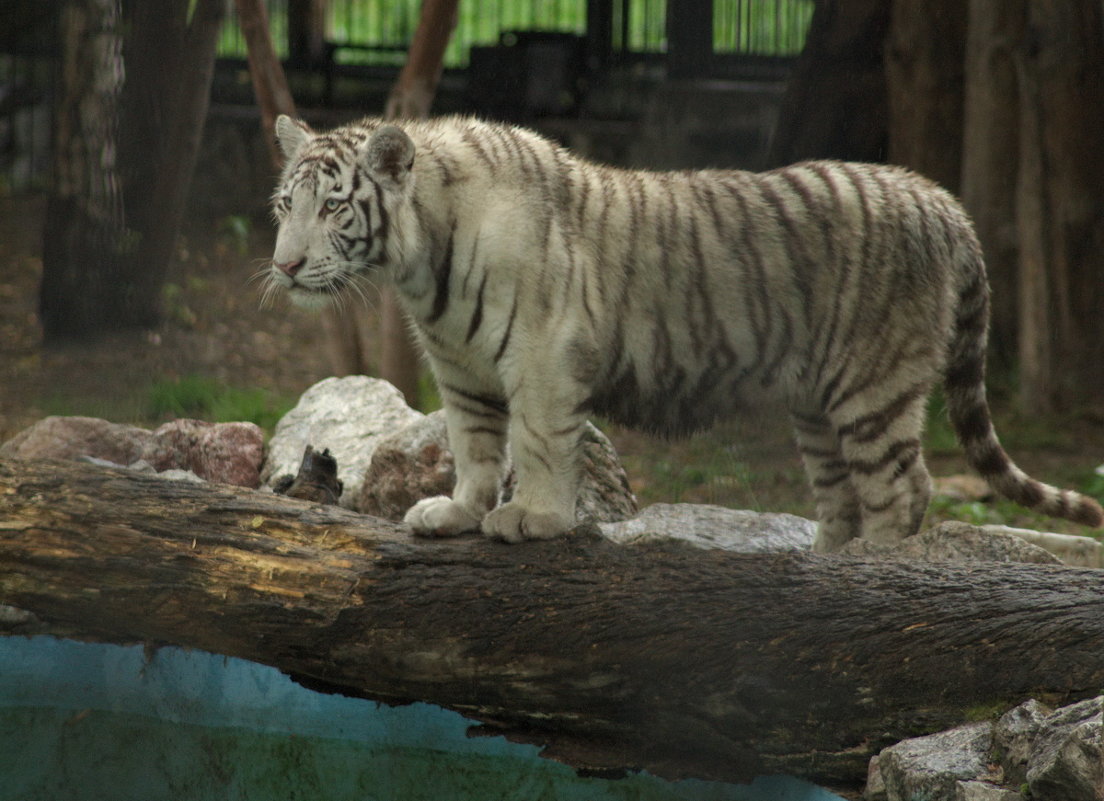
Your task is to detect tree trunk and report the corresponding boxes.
[767,0,890,165]
[38,0,126,341]
[960,0,1104,412]
[1013,1,1104,411]
[2,457,1103,794]
[235,0,299,168]
[324,0,459,405]
[287,0,328,67]
[959,0,1024,373]
[383,0,458,121]
[42,0,224,339]
[884,1,965,193]
[127,0,226,324]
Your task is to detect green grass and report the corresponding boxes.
[145,376,294,431]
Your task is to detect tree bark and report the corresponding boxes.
[768,0,890,166]
[2,458,1103,793]
[287,0,329,67]
[323,0,459,405]
[235,0,299,168]
[41,0,224,339]
[39,0,126,341]
[884,1,965,193]
[1013,1,1104,412]
[959,0,1024,373]
[100,0,225,332]
[129,0,226,324]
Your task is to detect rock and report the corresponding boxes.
[500,420,638,525]
[876,722,992,801]
[985,526,1104,568]
[599,503,816,551]
[571,422,639,524]
[954,781,1023,801]
[357,412,453,519]
[863,754,888,801]
[0,415,264,488]
[1025,697,1103,801]
[867,698,1103,801]
[993,698,1052,788]
[262,376,424,507]
[145,419,265,488]
[0,416,154,466]
[357,411,638,525]
[838,521,1061,564]
[933,474,994,503]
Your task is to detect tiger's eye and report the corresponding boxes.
[324,198,341,211]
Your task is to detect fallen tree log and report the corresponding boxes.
[1,457,1102,793]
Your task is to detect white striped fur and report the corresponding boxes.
[267,114,1102,550]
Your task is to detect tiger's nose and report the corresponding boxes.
[276,258,305,277]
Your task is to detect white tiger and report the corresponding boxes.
[266,113,1102,551]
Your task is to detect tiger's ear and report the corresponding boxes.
[275,115,312,161]
[365,125,415,186]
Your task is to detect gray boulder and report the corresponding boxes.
[839,521,1061,564]
[599,502,816,551]
[982,525,1104,568]
[1025,697,1103,801]
[875,722,994,801]
[953,782,1023,801]
[866,697,1103,801]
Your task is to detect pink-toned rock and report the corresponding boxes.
[0,416,155,465]
[146,419,265,488]
[356,410,638,525]
[0,416,265,489]
[357,413,454,519]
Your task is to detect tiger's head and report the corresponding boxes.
[266,115,416,309]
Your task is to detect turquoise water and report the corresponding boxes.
[0,637,845,801]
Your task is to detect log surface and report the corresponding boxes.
[2,457,1103,791]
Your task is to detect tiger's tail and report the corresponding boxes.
[944,243,1103,528]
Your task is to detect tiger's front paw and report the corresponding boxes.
[482,502,573,544]
[404,496,482,537]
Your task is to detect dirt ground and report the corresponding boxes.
[0,195,333,442]
[2,194,1103,535]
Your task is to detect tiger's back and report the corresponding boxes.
[268,114,1102,550]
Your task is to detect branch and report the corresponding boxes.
[2,458,1102,792]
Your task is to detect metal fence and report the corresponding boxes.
[217,0,815,65]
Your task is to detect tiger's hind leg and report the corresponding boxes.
[829,391,933,546]
[792,412,863,553]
